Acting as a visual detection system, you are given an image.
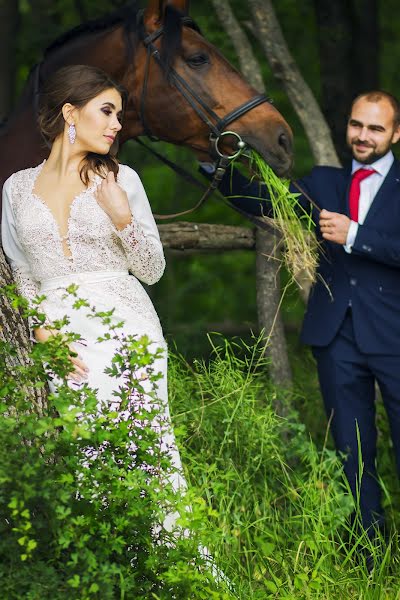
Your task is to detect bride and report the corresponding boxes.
[1,64,185,495]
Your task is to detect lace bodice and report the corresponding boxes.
[1,162,165,311]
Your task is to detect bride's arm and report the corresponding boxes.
[96,166,165,285]
[1,176,88,380]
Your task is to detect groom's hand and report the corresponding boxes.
[319,209,351,245]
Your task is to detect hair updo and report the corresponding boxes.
[38,64,128,185]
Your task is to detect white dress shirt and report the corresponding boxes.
[344,150,394,252]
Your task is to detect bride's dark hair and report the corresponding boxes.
[38,64,128,185]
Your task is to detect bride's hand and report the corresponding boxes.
[34,328,89,383]
[68,345,89,384]
[94,171,132,230]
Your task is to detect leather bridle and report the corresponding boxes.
[137,10,273,219]
[138,10,270,157]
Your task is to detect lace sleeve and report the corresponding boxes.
[1,175,48,337]
[115,165,165,285]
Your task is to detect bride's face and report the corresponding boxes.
[70,88,123,154]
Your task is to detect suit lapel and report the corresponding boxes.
[340,165,352,217]
[363,160,400,225]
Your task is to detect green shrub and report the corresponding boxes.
[0,288,232,600]
[169,335,400,598]
[2,288,400,598]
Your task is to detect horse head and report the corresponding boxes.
[122,0,293,176]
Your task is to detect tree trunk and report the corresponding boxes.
[255,229,292,389]
[313,0,379,163]
[211,0,292,391]
[0,250,47,413]
[0,0,19,121]
[248,0,340,167]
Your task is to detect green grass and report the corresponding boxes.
[169,335,400,599]
[240,152,319,287]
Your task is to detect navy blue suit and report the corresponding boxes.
[213,160,400,531]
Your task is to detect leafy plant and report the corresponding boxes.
[0,287,232,599]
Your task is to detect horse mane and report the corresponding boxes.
[44,2,140,58]
[44,1,202,75]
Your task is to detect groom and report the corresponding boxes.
[204,90,400,535]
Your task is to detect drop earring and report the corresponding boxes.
[68,123,76,145]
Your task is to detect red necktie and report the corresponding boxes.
[349,168,375,222]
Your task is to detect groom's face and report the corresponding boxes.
[346,97,400,164]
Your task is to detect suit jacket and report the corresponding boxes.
[215,160,400,354]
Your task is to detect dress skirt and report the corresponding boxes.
[39,269,186,499]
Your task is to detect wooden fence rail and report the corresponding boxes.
[158,221,255,251]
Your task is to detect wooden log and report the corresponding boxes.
[158,221,255,251]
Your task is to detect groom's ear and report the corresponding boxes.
[392,123,400,145]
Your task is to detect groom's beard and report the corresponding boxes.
[349,138,392,164]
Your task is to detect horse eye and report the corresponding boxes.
[186,53,209,68]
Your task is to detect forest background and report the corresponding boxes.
[3,1,400,596]
[1,0,399,463]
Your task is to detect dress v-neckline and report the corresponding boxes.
[31,160,99,261]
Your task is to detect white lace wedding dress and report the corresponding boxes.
[1,161,185,502]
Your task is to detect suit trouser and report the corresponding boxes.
[312,309,400,532]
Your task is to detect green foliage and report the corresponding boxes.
[0,291,232,599]
[169,336,400,597]
[2,289,400,596]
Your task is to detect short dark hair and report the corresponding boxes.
[351,90,400,126]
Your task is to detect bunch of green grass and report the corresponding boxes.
[169,334,400,598]
[248,152,319,287]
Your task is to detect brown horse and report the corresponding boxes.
[0,0,293,199]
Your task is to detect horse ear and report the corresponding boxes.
[144,0,189,27]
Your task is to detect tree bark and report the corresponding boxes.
[352,0,379,92]
[255,228,292,389]
[0,250,47,414]
[210,0,292,391]
[0,0,19,121]
[248,0,340,167]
